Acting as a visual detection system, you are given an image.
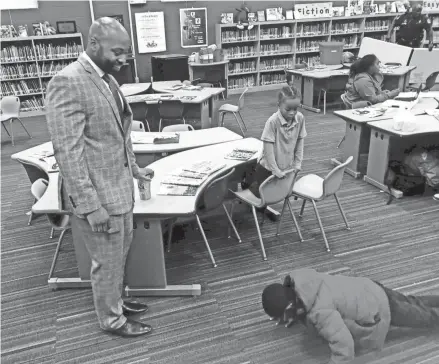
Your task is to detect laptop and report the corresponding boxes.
[394,84,422,102]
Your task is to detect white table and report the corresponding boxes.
[120,83,151,97]
[31,138,263,296]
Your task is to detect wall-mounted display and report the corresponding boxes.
[135,12,167,53]
[180,8,208,48]
[56,21,76,34]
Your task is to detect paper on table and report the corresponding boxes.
[158,184,197,196]
[225,148,258,160]
[182,160,226,175]
[381,99,419,110]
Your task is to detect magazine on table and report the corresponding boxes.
[161,168,209,187]
[224,148,258,161]
[158,184,197,196]
[182,160,226,175]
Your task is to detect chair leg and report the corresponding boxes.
[220,112,226,127]
[218,82,225,99]
[237,111,247,132]
[145,119,151,132]
[17,118,32,138]
[159,118,163,132]
[48,228,68,279]
[28,198,37,225]
[299,200,306,217]
[337,136,345,149]
[323,90,327,115]
[276,199,288,236]
[317,89,322,108]
[232,112,245,136]
[252,206,267,261]
[9,119,15,146]
[227,199,235,238]
[50,228,55,239]
[334,193,350,230]
[195,215,217,268]
[287,199,304,242]
[223,203,241,242]
[167,220,174,253]
[311,200,330,252]
[2,122,10,136]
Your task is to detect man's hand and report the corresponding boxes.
[273,169,286,179]
[428,42,434,52]
[87,207,110,233]
[137,167,155,182]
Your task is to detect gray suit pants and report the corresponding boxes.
[71,210,133,330]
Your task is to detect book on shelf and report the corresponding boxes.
[377,4,387,13]
[221,29,257,42]
[297,22,329,36]
[34,42,83,60]
[223,45,256,59]
[38,60,76,76]
[260,57,292,70]
[332,6,345,17]
[296,55,321,66]
[260,43,292,55]
[158,184,198,196]
[1,79,41,96]
[260,26,293,39]
[228,75,256,89]
[228,60,257,74]
[248,12,257,22]
[331,21,361,34]
[260,72,286,85]
[1,45,35,62]
[220,13,234,24]
[131,132,180,144]
[20,96,44,111]
[1,63,38,79]
[257,10,266,22]
[224,148,258,161]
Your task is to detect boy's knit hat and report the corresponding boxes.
[262,275,297,318]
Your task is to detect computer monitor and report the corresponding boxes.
[319,42,344,65]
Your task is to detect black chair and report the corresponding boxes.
[157,99,186,131]
[201,70,225,99]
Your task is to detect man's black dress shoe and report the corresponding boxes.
[108,318,152,337]
[122,300,149,315]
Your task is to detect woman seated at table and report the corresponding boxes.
[344,54,400,108]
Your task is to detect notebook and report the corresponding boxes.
[395,85,422,102]
[225,148,258,161]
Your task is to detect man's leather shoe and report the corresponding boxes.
[109,319,152,337]
[122,300,148,315]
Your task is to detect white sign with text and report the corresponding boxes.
[294,2,333,19]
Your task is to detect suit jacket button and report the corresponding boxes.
[124,162,128,167]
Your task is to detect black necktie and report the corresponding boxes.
[102,73,124,121]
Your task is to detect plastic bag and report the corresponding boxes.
[404,149,439,187]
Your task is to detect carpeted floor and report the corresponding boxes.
[1,90,439,364]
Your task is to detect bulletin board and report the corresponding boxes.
[408,48,439,83]
[359,37,413,65]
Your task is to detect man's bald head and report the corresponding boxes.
[86,17,131,74]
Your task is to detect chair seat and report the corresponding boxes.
[230,189,262,208]
[219,104,239,113]
[291,174,324,200]
[1,113,16,122]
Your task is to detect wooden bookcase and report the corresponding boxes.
[216,12,439,95]
[1,33,84,117]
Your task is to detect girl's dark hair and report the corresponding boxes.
[349,54,378,78]
[278,85,301,104]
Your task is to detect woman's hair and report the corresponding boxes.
[278,85,301,104]
[349,54,378,78]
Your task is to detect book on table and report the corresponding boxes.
[158,184,198,196]
[182,160,226,175]
[131,132,180,144]
[224,148,258,160]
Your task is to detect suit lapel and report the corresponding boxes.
[78,55,125,135]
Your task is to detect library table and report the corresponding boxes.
[120,82,151,97]
[365,114,439,198]
[152,80,225,128]
[288,65,416,113]
[332,98,439,179]
[31,138,263,296]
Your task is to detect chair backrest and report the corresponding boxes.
[340,93,352,109]
[132,120,145,132]
[31,178,49,200]
[423,71,439,91]
[323,156,353,197]
[197,168,236,211]
[158,99,185,119]
[259,169,298,206]
[237,87,249,110]
[1,96,20,116]
[162,124,194,132]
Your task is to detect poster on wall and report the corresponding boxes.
[179,8,208,48]
[135,12,167,54]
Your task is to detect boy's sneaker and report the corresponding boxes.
[434,194,439,201]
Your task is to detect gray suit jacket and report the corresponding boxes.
[45,53,141,217]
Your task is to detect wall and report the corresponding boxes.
[2,0,390,82]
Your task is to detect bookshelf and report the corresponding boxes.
[1,33,83,117]
[216,12,439,95]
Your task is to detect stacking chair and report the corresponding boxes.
[166,168,241,268]
[290,156,353,252]
[201,70,226,99]
[408,71,439,92]
[158,99,186,131]
[317,76,346,115]
[229,169,302,261]
[31,179,71,282]
[162,124,194,132]
[219,87,248,136]
[132,120,147,132]
[1,96,32,146]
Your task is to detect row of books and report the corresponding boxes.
[38,60,75,76]
[364,19,390,30]
[223,46,256,59]
[34,42,83,60]
[221,29,257,43]
[331,22,361,34]
[260,57,293,70]
[260,73,286,86]
[1,45,35,62]
[260,26,293,39]
[1,79,41,96]
[228,60,257,74]
[297,23,330,36]
[333,35,361,48]
[296,55,321,67]
[228,75,256,90]
[296,39,322,52]
[21,96,44,112]
[1,63,38,80]
[260,43,292,54]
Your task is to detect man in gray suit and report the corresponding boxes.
[45,17,153,337]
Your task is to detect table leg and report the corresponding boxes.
[124,217,201,296]
[363,128,403,199]
[199,99,211,129]
[331,121,369,178]
[302,77,320,113]
[210,94,221,127]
